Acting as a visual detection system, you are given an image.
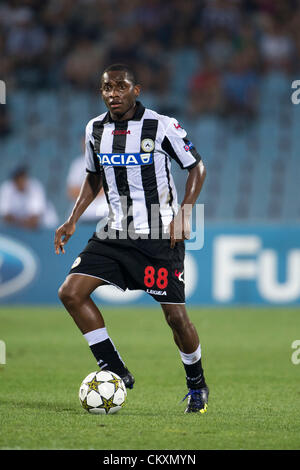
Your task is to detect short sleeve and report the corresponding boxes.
[161,117,202,170]
[85,120,100,174]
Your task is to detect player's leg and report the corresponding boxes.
[58,273,134,388]
[58,273,105,332]
[161,303,209,413]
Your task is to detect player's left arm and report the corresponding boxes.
[170,161,206,248]
[161,118,206,248]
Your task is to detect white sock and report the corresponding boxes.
[179,344,201,365]
[83,327,109,346]
[83,327,125,371]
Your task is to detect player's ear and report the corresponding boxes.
[134,84,141,98]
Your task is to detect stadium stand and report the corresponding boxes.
[0,0,299,223]
[1,71,299,222]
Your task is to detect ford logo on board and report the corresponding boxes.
[0,235,37,299]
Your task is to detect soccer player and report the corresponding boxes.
[55,64,208,413]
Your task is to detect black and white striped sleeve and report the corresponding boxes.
[85,120,100,174]
[161,117,202,170]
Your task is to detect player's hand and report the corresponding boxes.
[54,220,76,254]
[169,208,191,249]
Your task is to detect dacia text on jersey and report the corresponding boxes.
[97,153,153,166]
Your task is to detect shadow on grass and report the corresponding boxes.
[0,397,79,414]
[0,397,183,418]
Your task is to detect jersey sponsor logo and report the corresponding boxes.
[112,130,131,135]
[146,288,167,296]
[97,153,153,166]
[141,138,155,152]
[174,122,182,130]
[184,141,194,152]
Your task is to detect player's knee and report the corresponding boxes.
[58,282,81,309]
[58,283,70,306]
[165,309,190,332]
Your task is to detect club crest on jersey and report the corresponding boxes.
[97,153,153,166]
[141,138,155,153]
[71,257,81,269]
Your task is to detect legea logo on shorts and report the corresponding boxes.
[97,153,153,166]
[0,235,37,298]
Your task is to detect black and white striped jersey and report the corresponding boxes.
[85,101,202,234]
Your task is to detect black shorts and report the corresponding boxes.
[68,232,185,304]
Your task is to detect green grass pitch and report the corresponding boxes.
[0,305,299,450]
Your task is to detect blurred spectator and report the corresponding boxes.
[0,0,298,118]
[5,7,50,87]
[106,27,141,68]
[259,14,294,73]
[1,0,300,226]
[41,0,74,29]
[247,0,296,19]
[202,0,241,33]
[66,139,109,224]
[134,63,159,110]
[205,28,235,69]
[6,8,47,62]
[63,36,104,89]
[117,1,140,28]
[0,105,11,138]
[234,22,258,54]
[187,56,223,117]
[0,27,13,87]
[0,166,58,230]
[168,27,202,105]
[137,39,170,99]
[0,0,298,97]
[135,0,167,33]
[221,50,259,124]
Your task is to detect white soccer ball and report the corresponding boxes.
[79,370,127,415]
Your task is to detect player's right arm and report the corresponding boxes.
[55,119,102,254]
[54,172,102,254]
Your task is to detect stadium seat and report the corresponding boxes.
[1,76,299,223]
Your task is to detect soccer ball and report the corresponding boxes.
[79,370,127,414]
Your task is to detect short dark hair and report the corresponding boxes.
[11,165,28,180]
[102,63,137,85]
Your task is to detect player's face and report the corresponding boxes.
[14,174,27,192]
[101,71,140,120]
